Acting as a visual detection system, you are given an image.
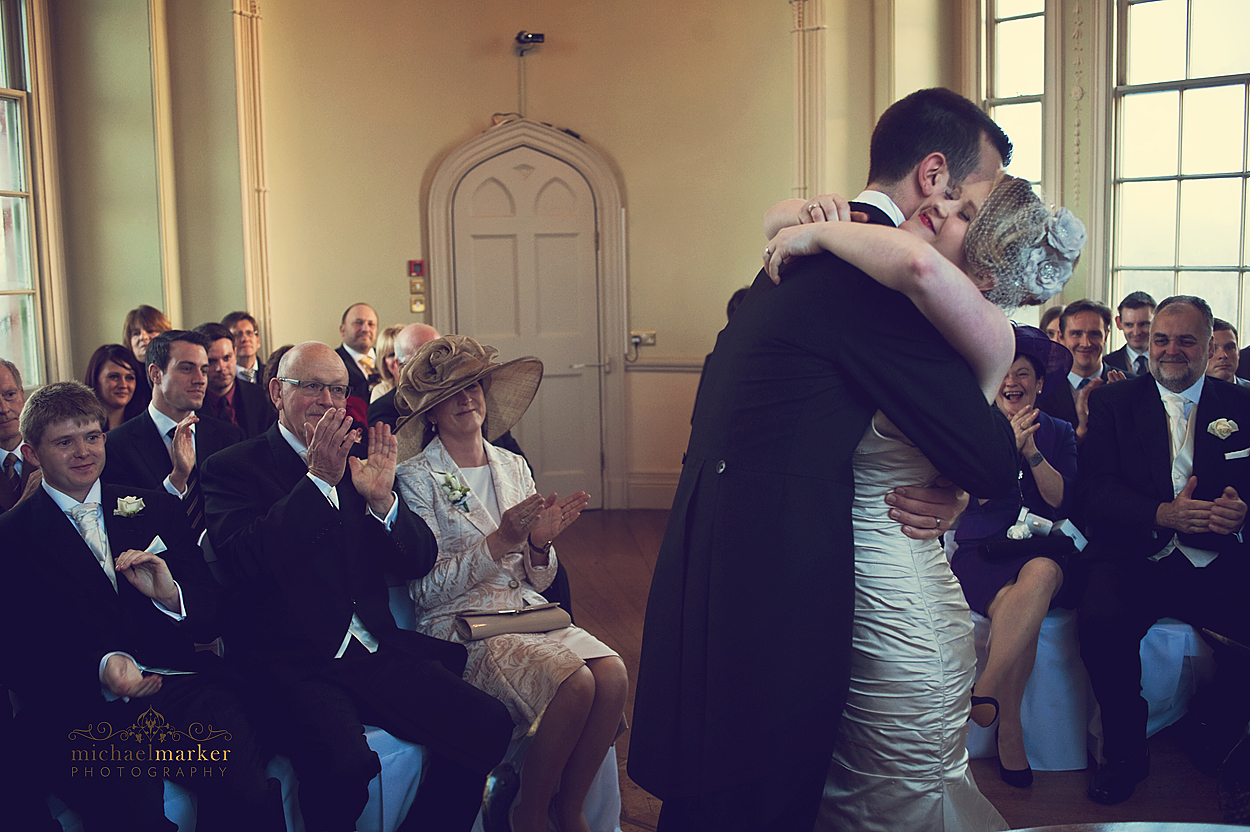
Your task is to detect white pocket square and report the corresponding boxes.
[145,535,168,554]
[1224,448,1250,461]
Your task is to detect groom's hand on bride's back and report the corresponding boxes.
[885,477,969,540]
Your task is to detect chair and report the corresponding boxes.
[965,609,1215,770]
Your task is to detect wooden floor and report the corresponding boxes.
[555,509,1225,831]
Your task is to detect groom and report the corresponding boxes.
[629,88,1020,832]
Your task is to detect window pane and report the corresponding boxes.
[0,195,30,290]
[1114,271,1176,316]
[1179,178,1242,267]
[1121,91,1178,178]
[1127,0,1186,85]
[1181,86,1246,175]
[1118,180,1178,266]
[0,291,37,385]
[995,0,1043,18]
[0,97,23,192]
[994,15,1044,97]
[1178,271,1238,322]
[1190,0,1250,78]
[990,101,1042,183]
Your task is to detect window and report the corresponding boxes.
[0,0,39,385]
[1111,0,1250,330]
[983,0,1046,189]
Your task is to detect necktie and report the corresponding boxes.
[0,453,18,510]
[69,502,117,590]
[1161,391,1188,461]
[167,427,204,535]
[359,354,374,375]
[1135,355,1148,376]
[1077,377,1091,390]
[218,394,237,427]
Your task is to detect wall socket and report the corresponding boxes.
[630,330,657,346]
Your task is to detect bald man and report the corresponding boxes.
[202,341,511,832]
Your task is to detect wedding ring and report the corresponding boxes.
[764,247,772,257]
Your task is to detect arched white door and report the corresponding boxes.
[451,146,604,506]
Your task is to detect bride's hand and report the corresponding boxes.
[764,222,831,284]
[800,193,856,224]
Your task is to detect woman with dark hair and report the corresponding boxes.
[1040,305,1065,341]
[83,344,144,429]
[121,304,172,413]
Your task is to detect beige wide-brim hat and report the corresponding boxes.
[394,334,542,443]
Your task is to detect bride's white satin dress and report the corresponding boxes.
[816,413,1006,832]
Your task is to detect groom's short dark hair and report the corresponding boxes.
[868,88,1012,186]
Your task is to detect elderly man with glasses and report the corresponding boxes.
[201,341,512,832]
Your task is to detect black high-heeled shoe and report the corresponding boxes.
[970,695,999,728]
[997,726,1033,787]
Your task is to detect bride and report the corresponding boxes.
[764,175,1086,831]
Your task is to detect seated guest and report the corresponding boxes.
[1038,298,1131,444]
[371,324,404,402]
[202,341,512,832]
[952,326,1079,787]
[1,357,39,514]
[84,344,144,429]
[338,302,381,401]
[1040,305,1064,342]
[1207,318,1250,387]
[104,330,243,538]
[194,322,275,438]
[222,311,264,384]
[0,381,283,832]
[123,304,173,413]
[1078,296,1250,804]
[1106,291,1156,376]
[395,336,625,832]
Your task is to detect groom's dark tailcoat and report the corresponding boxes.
[629,204,1019,826]
[201,424,511,830]
[1077,373,1250,760]
[0,485,277,832]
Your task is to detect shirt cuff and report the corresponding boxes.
[305,471,341,509]
[152,580,187,620]
[368,492,398,531]
[163,475,186,498]
[99,652,138,702]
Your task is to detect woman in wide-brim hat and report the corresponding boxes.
[950,323,1080,787]
[393,335,627,832]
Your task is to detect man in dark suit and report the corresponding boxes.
[1038,298,1135,443]
[104,330,243,538]
[0,381,281,832]
[1105,291,1156,376]
[0,357,39,513]
[337,301,380,401]
[629,88,1019,832]
[202,341,512,832]
[1078,295,1250,804]
[194,322,274,438]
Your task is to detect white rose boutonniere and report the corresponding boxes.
[437,472,472,513]
[1208,418,1239,440]
[114,495,145,517]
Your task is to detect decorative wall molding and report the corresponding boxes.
[233,0,273,354]
[790,0,826,199]
[148,0,182,325]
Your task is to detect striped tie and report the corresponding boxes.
[167,427,204,535]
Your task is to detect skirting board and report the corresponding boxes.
[626,473,680,510]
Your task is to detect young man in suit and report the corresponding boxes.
[201,341,512,832]
[1038,298,1134,443]
[194,322,274,438]
[222,311,263,384]
[0,357,39,513]
[0,381,281,832]
[1106,291,1156,376]
[337,301,380,401]
[1078,295,1250,804]
[630,87,1020,832]
[104,330,243,537]
[1207,318,1250,388]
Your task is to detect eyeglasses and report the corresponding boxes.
[277,378,350,400]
